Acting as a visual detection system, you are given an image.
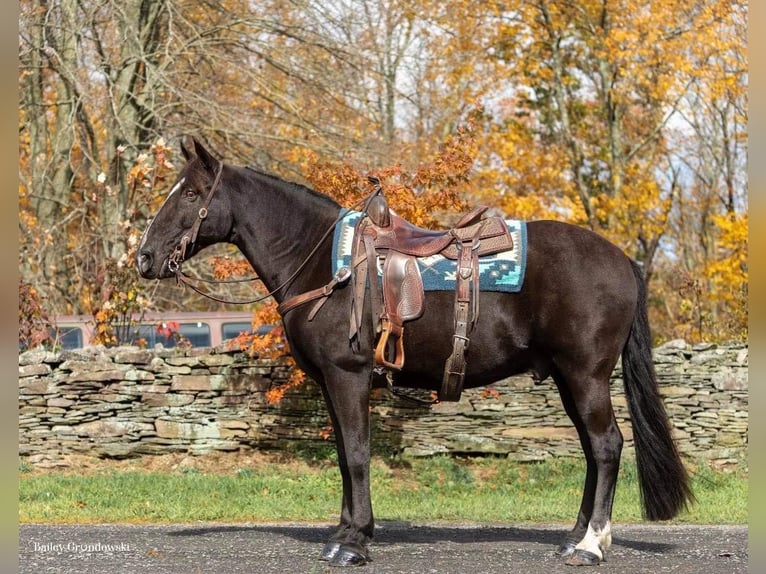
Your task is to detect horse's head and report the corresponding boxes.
[136,137,232,279]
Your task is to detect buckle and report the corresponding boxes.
[335,266,352,284]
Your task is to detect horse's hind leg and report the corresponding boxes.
[553,368,623,565]
[552,372,595,556]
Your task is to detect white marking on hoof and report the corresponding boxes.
[574,521,612,560]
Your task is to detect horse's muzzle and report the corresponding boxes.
[136,250,157,278]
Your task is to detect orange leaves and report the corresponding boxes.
[318,423,334,441]
[228,301,309,405]
[232,303,282,358]
[210,257,256,280]
[304,120,476,229]
[305,160,369,209]
[18,282,54,351]
[265,368,307,405]
[92,308,118,347]
[18,0,746,350]
[130,138,178,210]
[364,162,469,229]
[412,120,477,190]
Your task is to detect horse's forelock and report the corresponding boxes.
[181,156,220,191]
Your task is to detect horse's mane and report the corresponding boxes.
[244,166,340,209]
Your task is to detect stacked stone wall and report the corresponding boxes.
[18,341,747,465]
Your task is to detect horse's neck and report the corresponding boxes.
[231,170,339,302]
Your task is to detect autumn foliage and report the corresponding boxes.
[225,124,479,401]
[19,0,746,358]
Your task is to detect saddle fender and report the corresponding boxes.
[375,251,424,370]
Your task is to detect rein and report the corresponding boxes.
[167,170,380,307]
[167,172,439,406]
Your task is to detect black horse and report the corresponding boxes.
[137,137,692,567]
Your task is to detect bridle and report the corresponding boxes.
[161,173,437,405]
[167,161,225,274]
[164,165,380,307]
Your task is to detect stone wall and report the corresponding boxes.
[18,340,748,466]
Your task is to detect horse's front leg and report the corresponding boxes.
[318,365,374,566]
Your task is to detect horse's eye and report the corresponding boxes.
[184,188,197,200]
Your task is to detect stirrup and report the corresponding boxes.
[374,318,405,370]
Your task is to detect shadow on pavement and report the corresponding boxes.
[166,522,675,553]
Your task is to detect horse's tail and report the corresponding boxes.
[621,260,694,520]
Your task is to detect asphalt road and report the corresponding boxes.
[20,522,747,574]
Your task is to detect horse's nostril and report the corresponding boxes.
[137,251,153,275]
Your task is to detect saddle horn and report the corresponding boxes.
[365,176,390,228]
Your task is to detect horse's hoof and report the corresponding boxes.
[330,545,370,567]
[320,541,342,561]
[557,540,578,558]
[564,549,602,566]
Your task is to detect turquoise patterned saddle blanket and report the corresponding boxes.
[332,209,527,292]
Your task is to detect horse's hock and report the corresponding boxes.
[18,340,748,466]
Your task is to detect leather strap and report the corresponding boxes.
[167,162,225,273]
[349,219,371,351]
[440,223,483,401]
[363,232,383,327]
[277,267,352,318]
[454,205,489,228]
[185,161,225,253]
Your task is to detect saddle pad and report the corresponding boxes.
[332,209,527,293]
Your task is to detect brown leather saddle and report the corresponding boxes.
[350,186,514,401]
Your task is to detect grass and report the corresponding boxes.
[19,454,747,525]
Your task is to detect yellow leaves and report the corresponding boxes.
[704,212,748,316]
[473,119,586,223]
[18,0,746,350]
[712,212,748,253]
[649,207,747,343]
[496,195,553,221]
[19,209,38,230]
[92,307,118,347]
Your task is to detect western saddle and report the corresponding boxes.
[348,179,515,401]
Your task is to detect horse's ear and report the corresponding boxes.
[192,137,220,173]
[180,135,195,162]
